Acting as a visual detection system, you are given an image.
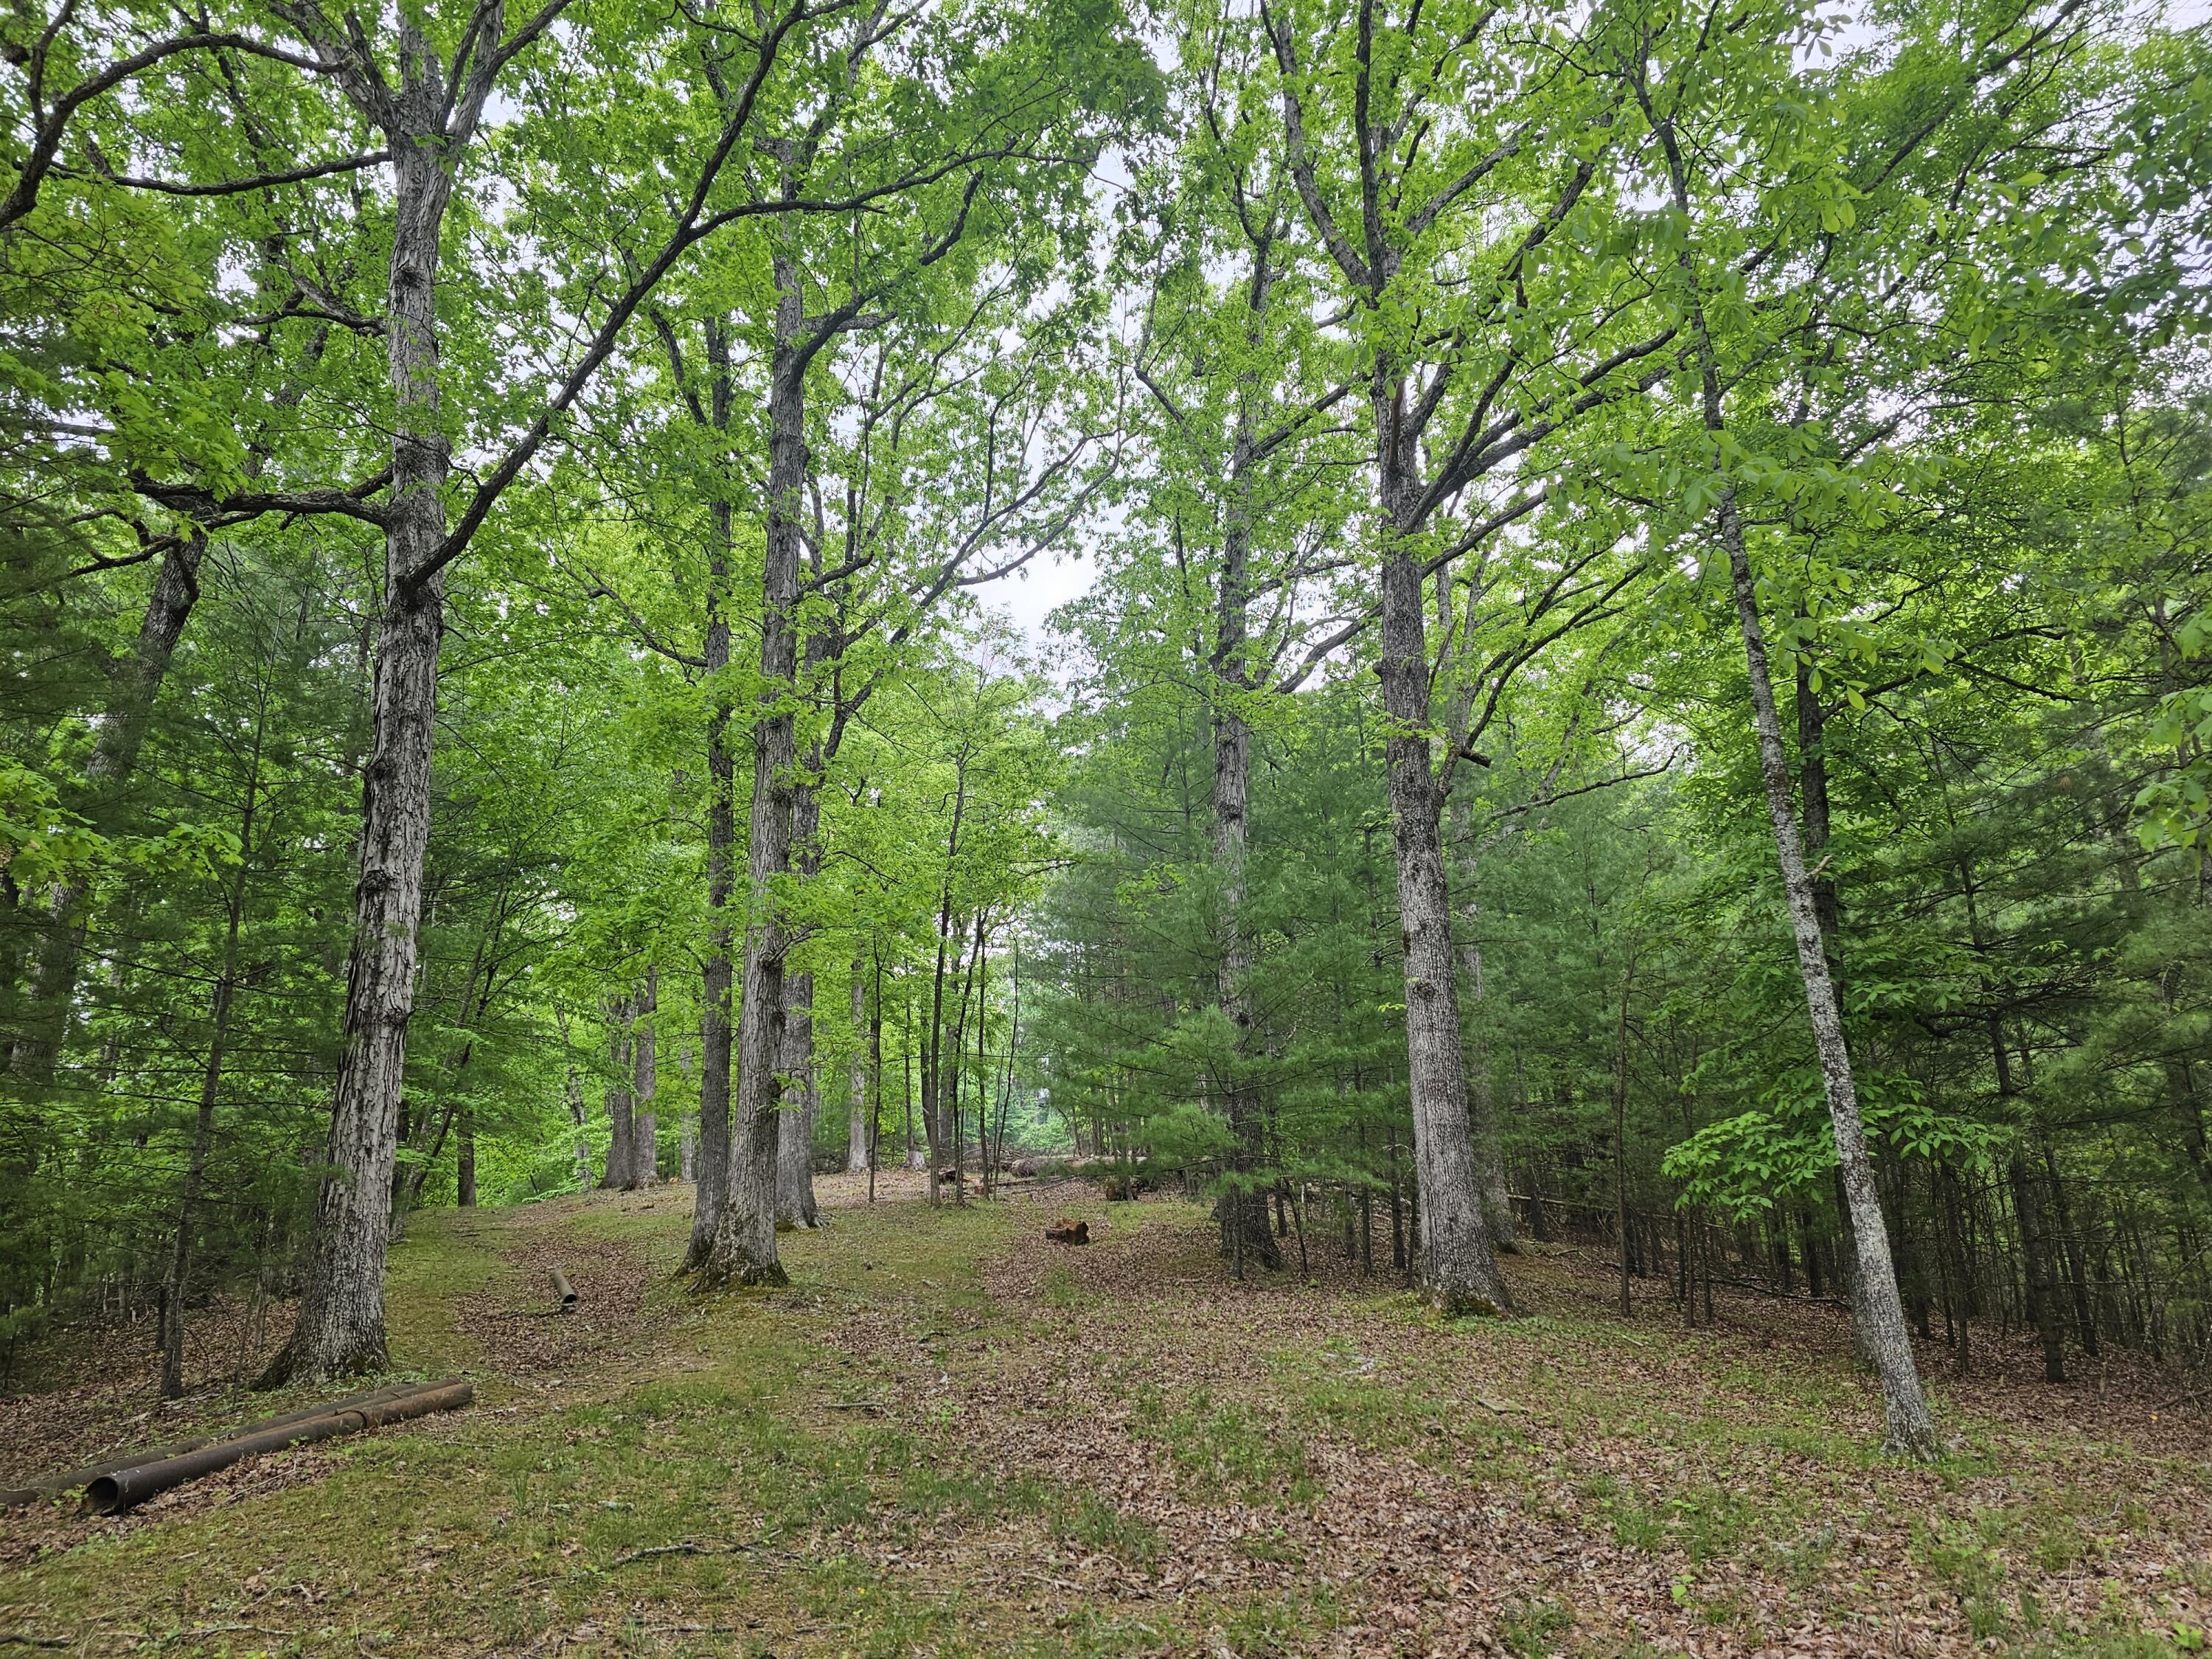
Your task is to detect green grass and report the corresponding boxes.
[0,1194,1230,1658]
[4,1192,2206,1658]
[1128,1382,1319,1505]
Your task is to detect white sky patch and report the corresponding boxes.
[975,543,1098,647]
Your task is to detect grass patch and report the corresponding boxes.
[1129,1383,1320,1505]
[1049,1493,1162,1568]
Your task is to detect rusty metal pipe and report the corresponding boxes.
[549,1268,577,1310]
[2,1382,430,1509]
[83,1380,472,1516]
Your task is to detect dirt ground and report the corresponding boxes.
[1,1174,2208,1657]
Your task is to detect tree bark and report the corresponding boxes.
[1717,479,1939,1456]
[2010,1155,2067,1382]
[1203,239,1284,1276]
[554,1004,595,1188]
[847,957,870,1172]
[777,737,824,1227]
[633,967,658,1186]
[698,253,805,1290]
[601,993,636,1190]
[777,963,819,1227]
[686,378,739,1265]
[1442,670,1517,1249]
[1373,378,1510,1316]
[456,1108,476,1207]
[923,748,972,1204]
[1646,93,1938,1462]
[257,27,500,1382]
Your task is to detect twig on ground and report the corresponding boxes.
[611,1533,780,1566]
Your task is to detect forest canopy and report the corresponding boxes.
[1,0,2209,1472]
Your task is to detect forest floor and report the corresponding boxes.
[1,1174,2208,1658]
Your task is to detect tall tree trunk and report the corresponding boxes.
[2042,1143,2099,1356]
[1653,109,1938,1461]
[777,964,819,1227]
[686,431,738,1265]
[923,754,971,1203]
[1798,660,1870,1360]
[2009,1152,2066,1382]
[632,967,658,1186]
[1206,238,1284,1275]
[699,255,804,1290]
[778,754,824,1227]
[1794,655,1845,950]
[1372,374,1509,1317]
[869,951,886,1197]
[1718,479,1938,1455]
[847,957,870,1172]
[1442,616,1516,1251]
[456,1108,476,1207]
[601,993,636,1190]
[905,1010,923,1171]
[555,1004,594,1188]
[259,80,473,1384]
[948,914,984,1205]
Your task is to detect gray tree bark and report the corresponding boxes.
[260,32,489,1383]
[685,326,738,1269]
[554,1003,595,1188]
[633,967,658,1186]
[1373,375,1512,1317]
[777,720,825,1227]
[698,251,806,1290]
[1672,295,1934,1454]
[1640,56,1938,1465]
[600,993,636,1189]
[1440,578,1517,1253]
[776,963,819,1227]
[1208,239,1284,1276]
[847,958,870,1172]
[1710,339,1940,1464]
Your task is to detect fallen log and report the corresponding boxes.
[1,1382,430,1509]
[1044,1218,1089,1245]
[549,1267,578,1310]
[83,1380,473,1516]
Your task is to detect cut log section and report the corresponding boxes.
[549,1267,578,1310]
[83,1380,473,1515]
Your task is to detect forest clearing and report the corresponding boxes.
[5,0,2212,1651]
[4,1175,2208,1658]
